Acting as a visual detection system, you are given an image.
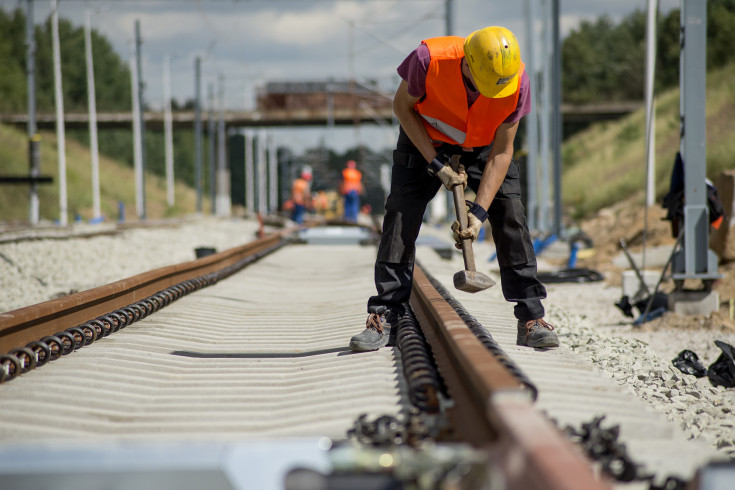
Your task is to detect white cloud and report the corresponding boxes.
[251,9,343,45]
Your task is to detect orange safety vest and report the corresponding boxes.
[291,178,309,206]
[415,36,524,147]
[341,167,363,194]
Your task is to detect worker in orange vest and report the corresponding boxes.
[290,169,312,224]
[350,26,557,352]
[340,160,364,223]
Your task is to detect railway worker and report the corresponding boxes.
[349,26,558,351]
[290,169,312,225]
[340,159,365,223]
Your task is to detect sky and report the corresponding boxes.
[5,0,680,154]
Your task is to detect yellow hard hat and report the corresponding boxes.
[463,26,521,98]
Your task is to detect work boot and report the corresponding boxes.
[517,318,560,348]
[384,310,400,347]
[350,312,393,352]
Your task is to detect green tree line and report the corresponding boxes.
[0,6,205,190]
[0,7,130,112]
[562,0,735,104]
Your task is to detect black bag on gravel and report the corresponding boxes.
[707,340,735,388]
[671,350,707,378]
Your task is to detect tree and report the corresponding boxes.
[0,8,32,112]
[561,3,735,105]
[0,7,131,113]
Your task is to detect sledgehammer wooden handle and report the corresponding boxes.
[449,155,476,272]
[452,183,477,272]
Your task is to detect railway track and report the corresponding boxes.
[0,222,729,489]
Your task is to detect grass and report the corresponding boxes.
[562,62,735,219]
[0,124,205,223]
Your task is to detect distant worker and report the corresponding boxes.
[349,26,558,351]
[290,169,312,225]
[340,160,364,223]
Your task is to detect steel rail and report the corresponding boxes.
[410,264,611,490]
[0,231,287,355]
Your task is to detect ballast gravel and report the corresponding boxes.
[2,216,734,464]
[546,282,735,461]
[0,217,261,313]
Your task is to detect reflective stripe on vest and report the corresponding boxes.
[415,36,524,147]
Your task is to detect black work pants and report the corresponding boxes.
[367,128,547,322]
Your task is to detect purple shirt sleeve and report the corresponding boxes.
[503,70,531,124]
[396,43,431,98]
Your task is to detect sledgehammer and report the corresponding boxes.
[450,156,495,293]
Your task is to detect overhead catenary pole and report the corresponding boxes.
[245,130,254,216]
[642,0,659,271]
[551,0,562,237]
[130,51,144,218]
[134,20,146,219]
[524,0,539,231]
[216,73,230,216]
[208,82,216,213]
[539,0,552,233]
[51,0,68,226]
[267,133,277,214]
[163,55,175,207]
[85,11,101,222]
[445,0,453,36]
[644,0,658,208]
[441,0,454,224]
[257,129,267,216]
[25,0,40,225]
[675,0,717,283]
[194,56,203,213]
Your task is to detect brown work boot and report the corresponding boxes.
[517,318,559,348]
[350,313,390,352]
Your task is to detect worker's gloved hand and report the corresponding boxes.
[451,201,488,248]
[427,154,467,190]
[436,165,467,190]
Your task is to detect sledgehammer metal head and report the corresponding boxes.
[453,269,495,293]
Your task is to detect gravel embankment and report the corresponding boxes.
[547,282,735,461]
[2,217,734,464]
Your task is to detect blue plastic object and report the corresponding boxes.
[567,241,580,269]
[533,234,558,255]
[633,306,667,325]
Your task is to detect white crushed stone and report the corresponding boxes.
[0,217,261,313]
[546,282,735,460]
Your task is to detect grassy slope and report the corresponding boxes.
[562,62,735,219]
[0,125,203,223]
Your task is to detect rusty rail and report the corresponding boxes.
[0,232,285,354]
[410,265,611,490]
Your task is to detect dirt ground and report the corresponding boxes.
[569,198,735,335]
